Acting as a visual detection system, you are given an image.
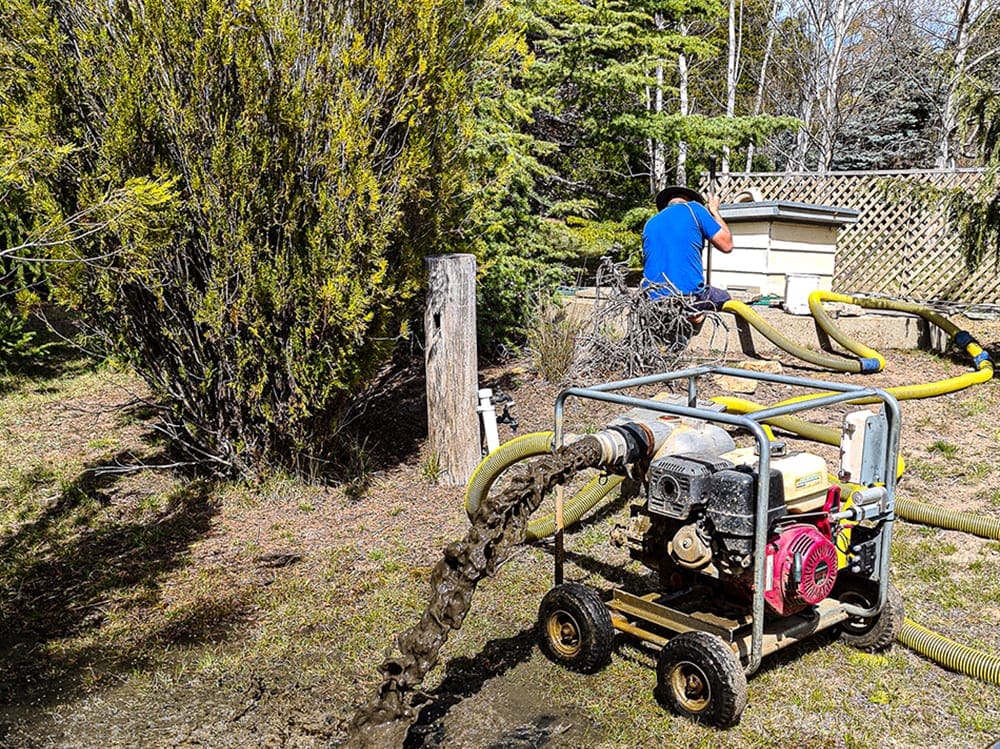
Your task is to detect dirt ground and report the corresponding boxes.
[1,311,1000,748]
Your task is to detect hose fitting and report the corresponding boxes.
[598,422,655,466]
[860,357,882,373]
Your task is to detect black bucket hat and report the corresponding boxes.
[655,185,705,211]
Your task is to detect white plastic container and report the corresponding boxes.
[784,273,821,315]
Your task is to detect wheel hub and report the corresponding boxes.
[671,661,711,712]
[548,610,581,657]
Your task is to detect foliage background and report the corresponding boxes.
[0,0,997,477]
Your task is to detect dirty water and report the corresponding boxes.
[0,651,603,749]
[346,437,604,748]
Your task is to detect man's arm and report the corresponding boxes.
[706,195,733,253]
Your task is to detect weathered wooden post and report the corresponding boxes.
[424,254,480,485]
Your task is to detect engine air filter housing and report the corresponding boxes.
[647,454,733,519]
[707,465,786,537]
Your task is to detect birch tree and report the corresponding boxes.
[913,0,1000,167]
[745,0,781,170]
[723,0,740,172]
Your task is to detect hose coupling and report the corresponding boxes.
[973,350,992,368]
[594,421,655,467]
[955,330,974,347]
[859,357,882,373]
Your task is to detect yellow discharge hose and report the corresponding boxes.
[721,300,878,373]
[722,291,994,406]
[806,291,885,369]
[894,497,1000,540]
[711,395,908,479]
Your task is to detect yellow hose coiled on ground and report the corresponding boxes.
[464,431,622,542]
[807,291,886,369]
[723,291,994,407]
[721,300,876,373]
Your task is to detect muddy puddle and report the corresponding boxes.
[347,437,604,748]
[402,656,604,748]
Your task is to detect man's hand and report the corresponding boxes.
[706,194,733,252]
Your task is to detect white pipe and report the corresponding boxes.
[477,388,500,454]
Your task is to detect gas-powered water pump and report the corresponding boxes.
[536,366,903,727]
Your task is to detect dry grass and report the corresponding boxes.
[0,326,999,747]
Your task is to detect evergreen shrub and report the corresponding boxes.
[18,0,509,477]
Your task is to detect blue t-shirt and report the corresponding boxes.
[641,202,721,298]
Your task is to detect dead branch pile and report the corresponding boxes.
[571,256,728,381]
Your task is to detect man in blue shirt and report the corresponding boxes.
[642,185,734,310]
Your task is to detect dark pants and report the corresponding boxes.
[693,285,731,311]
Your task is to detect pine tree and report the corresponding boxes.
[510,0,794,259]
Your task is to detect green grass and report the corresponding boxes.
[958,397,992,418]
[929,439,959,458]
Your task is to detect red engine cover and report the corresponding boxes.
[764,524,838,617]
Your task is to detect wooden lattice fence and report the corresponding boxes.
[700,169,999,305]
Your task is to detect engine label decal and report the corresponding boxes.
[796,472,823,488]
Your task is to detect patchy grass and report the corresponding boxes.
[929,439,959,458]
[1,340,999,747]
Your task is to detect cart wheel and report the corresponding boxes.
[654,631,748,728]
[537,583,613,673]
[839,582,905,652]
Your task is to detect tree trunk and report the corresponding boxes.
[746,0,779,172]
[424,254,480,486]
[649,12,669,192]
[817,0,851,172]
[677,22,690,185]
[724,0,739,173]
[937,0,974,168]
[649,60,668,192]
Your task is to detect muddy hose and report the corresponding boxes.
[898,619,1000,687]
[350,437,606,746]
[465,431,622,542]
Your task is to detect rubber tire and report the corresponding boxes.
[839,582,905,652]
[654,631,748,728]
[537,583,614,673]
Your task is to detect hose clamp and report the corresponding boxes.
[859,357,881,373]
